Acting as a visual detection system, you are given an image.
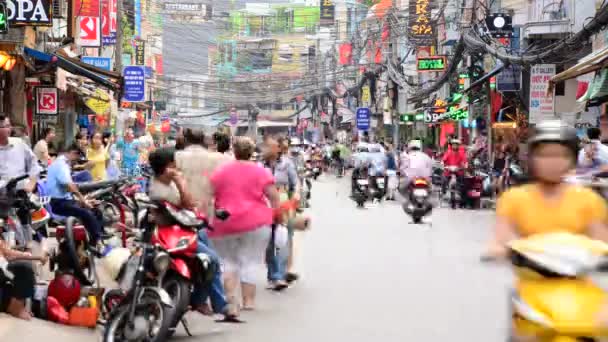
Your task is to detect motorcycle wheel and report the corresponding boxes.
[63,216,97,286]
[450,191,457,209]
[163,274,192,333]
[103,291,172,342]
[413,215,422,224]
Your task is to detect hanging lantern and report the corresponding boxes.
[0,52,9,68]
[3,57,16,71]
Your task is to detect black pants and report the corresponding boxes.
[50,198,103,244]
[0,261,35,311]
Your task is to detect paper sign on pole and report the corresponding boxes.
[529,64,555,123]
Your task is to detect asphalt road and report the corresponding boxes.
[1,173,511,342]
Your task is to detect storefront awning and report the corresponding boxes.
[463,62,505,93]
[549,46,608,89]
[24,47,121,91]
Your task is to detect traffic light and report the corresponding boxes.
[0,3,8,34]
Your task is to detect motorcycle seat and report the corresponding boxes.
[77,179,124,193]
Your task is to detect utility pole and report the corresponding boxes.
[390,0,399,147]
[115,0,123,76]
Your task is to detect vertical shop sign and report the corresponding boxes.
[529,64,556,123]
[134,0,142,37]
[409,0,434,45]
[135,40,145,65]
[320,0,334,26]
[101,0,116,45]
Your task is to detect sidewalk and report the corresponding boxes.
[0,314,99,341]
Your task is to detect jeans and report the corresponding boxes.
[50,199,103,244]
[266,225,289,282]
[191,230,228,314]
[72,170,93,183]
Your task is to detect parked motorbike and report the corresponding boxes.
[506,233,608,342]
[102,242,174,342]
[150,201,228,336]
[402,178,432,224]
[0,174,50,249]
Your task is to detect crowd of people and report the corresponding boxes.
[0,118,312,325]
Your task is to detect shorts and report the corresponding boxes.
[211,226,271,284]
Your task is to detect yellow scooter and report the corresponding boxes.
[508,233,608,342]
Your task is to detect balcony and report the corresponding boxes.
[522,0,571,38]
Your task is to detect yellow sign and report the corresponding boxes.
[85,89,111,115]
[362,86,370,104]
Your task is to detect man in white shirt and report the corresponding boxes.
[400,140,433,191]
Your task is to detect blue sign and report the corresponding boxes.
[123,66,146,102]
[356,107,371,130]
[496,64,521,92]
[144,66,153,79]
[103,33,117,46]
[81,57,112,71]
[134,0,142,37]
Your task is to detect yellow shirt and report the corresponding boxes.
[87,146,109,181]
[497,184,608,237]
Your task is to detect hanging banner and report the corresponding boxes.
[496,64,521,92]
[320,0,334,26]
[339,43,352,65]
[101,0,117,45]
[135,40,145,66]
[408,0,434,45]
[73,0,100,17]
[529,64,556,123]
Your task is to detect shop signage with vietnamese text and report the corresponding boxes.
[529,64,555,123]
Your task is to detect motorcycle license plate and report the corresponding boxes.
[357,179,369,185]
[377,182,385,188]
[469,191,480,197]
[413,189,428,197]
[313,168,320,173]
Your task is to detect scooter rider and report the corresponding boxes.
[483,120,608,260]
[442,139,468,200]
[399,139,433,195]
[351,143,370,195]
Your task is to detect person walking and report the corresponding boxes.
[209,137,280,313]
[33,127,55,167]
[87,132,109,181]
[116,128,141,177]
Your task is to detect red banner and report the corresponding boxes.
[101,0,109,36]
[154,54,163,75]
[74,0,100,17]
[339,43,352,65]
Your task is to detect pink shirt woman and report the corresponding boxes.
[208,137,280,313]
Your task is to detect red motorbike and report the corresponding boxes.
[463,173,483,209]
[149,201,228,336]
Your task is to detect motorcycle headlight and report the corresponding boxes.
[153,252,170,273]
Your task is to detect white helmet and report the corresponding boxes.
[408,140,422,150]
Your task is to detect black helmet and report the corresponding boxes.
[528,120,578,159]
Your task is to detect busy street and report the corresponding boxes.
[1,174,507,342]
[5,0,608,341]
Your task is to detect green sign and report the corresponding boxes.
[417,57,446,71]
[400,113,425,122]
[448,106,468,120]
[0,3,7,34]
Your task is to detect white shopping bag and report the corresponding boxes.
[274,224,289,250]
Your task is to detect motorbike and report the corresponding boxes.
[370,174,386,201]
[462,172,484,209]
[402,178,432,224]
[445,166,461,209]
[0,174,50,250]
[150,201,228,336]
[299,163,313,208]
[102,239,174,342]
[352,169,370,208]
[46,178,140,286]
[506,233,608,342]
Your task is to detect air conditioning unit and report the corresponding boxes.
[53,0,66,18]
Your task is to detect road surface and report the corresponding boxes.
[0,174,511,342]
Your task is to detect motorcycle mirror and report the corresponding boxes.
[215,209,230,221]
